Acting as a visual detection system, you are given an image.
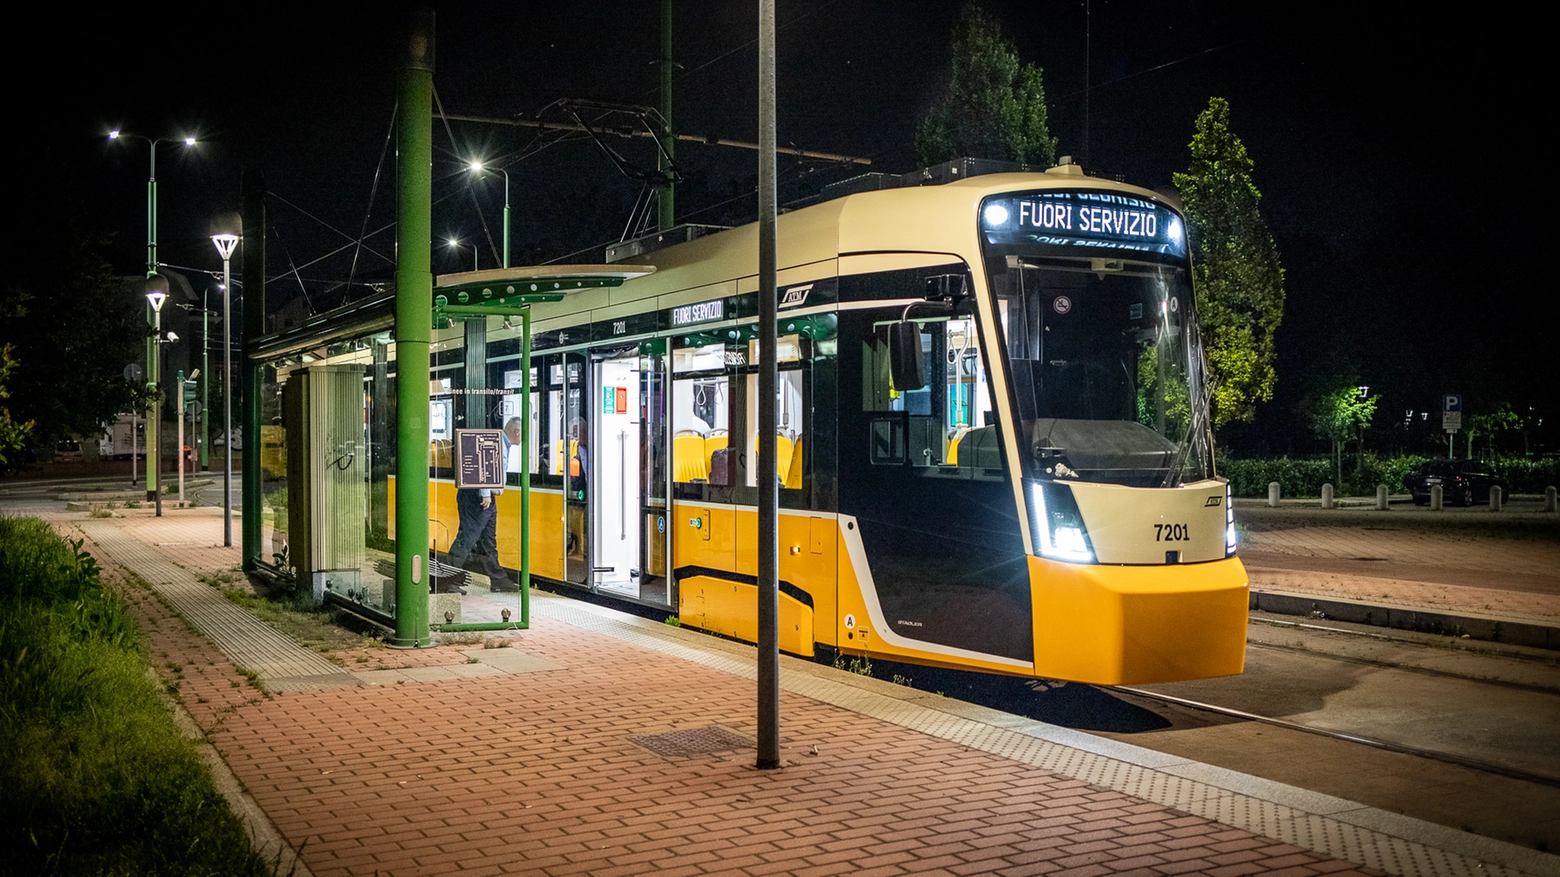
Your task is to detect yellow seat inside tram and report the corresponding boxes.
[704,429,728,471]
[945,427,970,466]
[784,437,804,489]
[673,431,708,482]
[430,440,453,468]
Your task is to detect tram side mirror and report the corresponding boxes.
[889,321,925,392]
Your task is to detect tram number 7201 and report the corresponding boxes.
[1154,523,1190,542]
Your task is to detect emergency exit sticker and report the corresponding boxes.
[603,387,614,413]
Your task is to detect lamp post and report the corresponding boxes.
[146,274,170,517]
[211,212,242,548]
[468,161,510,268]
[111,130,195,503]
[447,237,477,271]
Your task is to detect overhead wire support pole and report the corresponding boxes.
[756,0,780,771]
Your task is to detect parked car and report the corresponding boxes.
[53,440,83,463]
[1404,458,1508,506]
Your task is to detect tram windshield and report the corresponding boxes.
[986,253,1211,487]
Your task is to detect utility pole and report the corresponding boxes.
[658,0,676,231]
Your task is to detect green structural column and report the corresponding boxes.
[519,308,531,625]
[241,171,267,571]
[658,0,675,231]
[392,10,436,648]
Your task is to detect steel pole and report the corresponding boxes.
[755,0,780,771]
[502,171,510,269]
[392,9,435,648]
[153,308,163,518]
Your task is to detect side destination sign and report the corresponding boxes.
[670,299,724,328]
[981,190,1186,257]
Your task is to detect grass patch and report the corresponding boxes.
[221,581,383,657]
[0,516,271,874]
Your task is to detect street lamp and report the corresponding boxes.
[468,160,511,268]
[447,237,477,272]
[146,274,170,517]
[211,211,242,548]
[111,129,196,503]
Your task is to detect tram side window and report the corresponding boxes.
[744,334,806,490]
[672,343,732,485]
[500,366,541,476]
[864,318,997,471]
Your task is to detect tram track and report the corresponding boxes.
[1110,684,1560,790]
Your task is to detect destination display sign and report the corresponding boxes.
[670,299,725,328]
[981,190,1186,257]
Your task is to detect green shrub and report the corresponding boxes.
[0,517,269,875]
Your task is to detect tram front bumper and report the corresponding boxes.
[1029,554,1249,685]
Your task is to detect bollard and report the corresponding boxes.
[1431,484,1443,510]
[1268,481,1281,508]
[1546,486,1557,513]
[1490,485,1502,511]
[1321,483,1333,509]
[1376,484,1389,510]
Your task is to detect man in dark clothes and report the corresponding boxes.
[441,418,522,593]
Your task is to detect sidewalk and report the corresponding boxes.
[1234,502,1560,647]
[53,506,1560,877]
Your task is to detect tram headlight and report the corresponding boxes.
[983,203,1010,227]
[1225,483,1237,556]
[1029,480,1095,564]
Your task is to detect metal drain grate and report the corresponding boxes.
[630,724,754,759]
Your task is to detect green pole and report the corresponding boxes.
[658,0,675,231]
[520,307,531,626]
[200,300,209,469]
[241,171,267,571]
[146,155,160,502]
[392,10,435,648]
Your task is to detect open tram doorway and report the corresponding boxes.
[589,347,672,607]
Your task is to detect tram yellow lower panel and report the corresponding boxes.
[388,477,565,582]
[679,575,815,657]
[1030,555,1249,685]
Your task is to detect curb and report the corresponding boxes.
[1250,589,1560,651]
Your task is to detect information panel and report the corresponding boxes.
[455,428,506,489]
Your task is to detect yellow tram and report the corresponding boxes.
[407,164,1248,685]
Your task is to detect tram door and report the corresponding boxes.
[592,354,640,595]
[555,353,588,587]
[589,348,672,606]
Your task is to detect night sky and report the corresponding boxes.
[8,2,1552,454]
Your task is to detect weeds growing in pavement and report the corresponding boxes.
[0,515,271,874]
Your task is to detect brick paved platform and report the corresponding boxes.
[50,507,1560,876]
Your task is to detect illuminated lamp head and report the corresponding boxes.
[1167,217,1184,244]
[983,203,1010,226]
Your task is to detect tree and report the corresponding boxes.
[0,343,32,466]
[915,4,1057,168]
[1307,386,1376,484]
[0,219,144,465]
[1174,98,1286,432]
[1464,402,1519,459]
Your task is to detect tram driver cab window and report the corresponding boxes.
[866,317,996,472]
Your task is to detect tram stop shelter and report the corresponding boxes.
[242,264,653,645]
